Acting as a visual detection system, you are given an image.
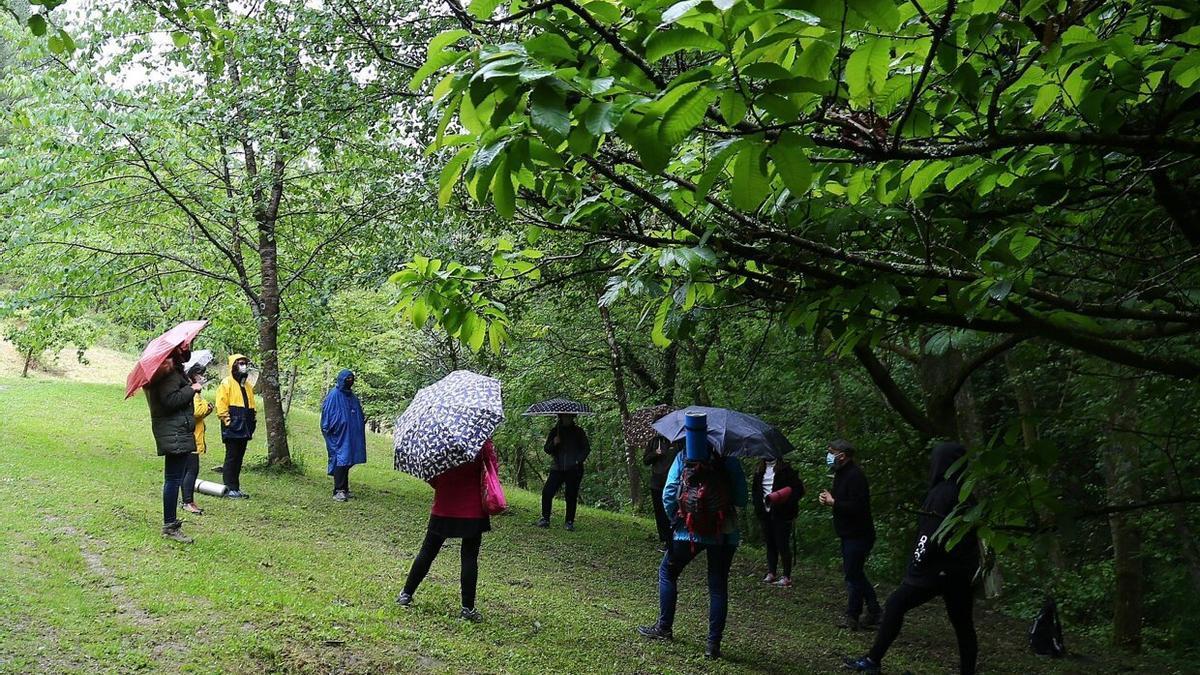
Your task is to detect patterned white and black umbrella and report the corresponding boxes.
[521,398,595,416]
[393,370,505,481]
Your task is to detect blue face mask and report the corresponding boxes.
[826,452,837,467]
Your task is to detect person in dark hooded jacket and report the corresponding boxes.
[845,442,981,674]
[145,342,203,543]
[321,369,367,502]
[752,458,804,587]
[536,414,591,531]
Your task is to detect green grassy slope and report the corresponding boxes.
[0,378,1170,674]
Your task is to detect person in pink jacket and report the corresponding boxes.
[395,440,497,622]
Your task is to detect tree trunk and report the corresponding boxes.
[283,360,299,417]
[599,304,641,508]
[21,349,34,378]
[1104,373,1144,653]
[256,220,291,466]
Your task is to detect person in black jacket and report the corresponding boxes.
[845,441,981,675]
[144,342,204,543]
[536,414,591,531]
[819,439,881,630]
[752,457,804,587]
[642,436,680,550]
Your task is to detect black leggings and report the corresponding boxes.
[541,467,584,522]
[760,512,793,577]
[403,529,483,609]
[162,454,188,525]
[332,465,350,494]
[181,453,200,503]
[869,578,977,675]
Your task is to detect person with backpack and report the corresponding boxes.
[819,439,881,630]
[636,446,748,660]
[642,436,681,551]
[844,442,980,675]
[215,353,256,499]
[535,414,590,531]
[396,439,500,623]
[752,457,804,587]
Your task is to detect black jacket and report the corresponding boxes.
[831,460,875,539]
[642,437,679,489]
[904,442,980,587]
[752,459,805,521]
[544,424,591,471]
[145,367,197,456]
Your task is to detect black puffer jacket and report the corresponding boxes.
[752,459,805,521]
[145,368,197,456]
[904,442,980,588]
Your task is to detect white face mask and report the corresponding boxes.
[826,452,837,467]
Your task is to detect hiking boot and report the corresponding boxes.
[843,656,880,673]
[762,572,777,584]
[565,521,575,532]
[636,624,673,641]
[861,610,881,628]
[839,613,861,631]
[161,522,193,544]
[182,502,204,515]
[333,490,349,502]
[226,490,249,499]
[705,643,722,660]
[773,576,793,588]
[395,592,413,607]
[535,517,550,528]
[460,607,483,623]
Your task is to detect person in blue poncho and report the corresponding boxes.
[321,369,367,502]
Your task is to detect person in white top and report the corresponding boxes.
[752,457,805,587]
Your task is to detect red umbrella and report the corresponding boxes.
[124,320,208,399]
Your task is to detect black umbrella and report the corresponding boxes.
[393,370,505,481]
[651,406,794,460]
[522,398,595,416]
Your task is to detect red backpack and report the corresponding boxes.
[677,458,734,541]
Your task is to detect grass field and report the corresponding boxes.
[0,377,1175,673]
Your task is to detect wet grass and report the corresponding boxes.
[0,378,1176,673]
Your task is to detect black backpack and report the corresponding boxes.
[677,458,733,541]
[1029,596,1065,658]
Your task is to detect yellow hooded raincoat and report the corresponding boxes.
[215,354,257,441]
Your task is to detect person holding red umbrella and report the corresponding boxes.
[144,341,204,543]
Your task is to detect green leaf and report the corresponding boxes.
[731,142,770,211]
[644,27,724,62]
[909,160,948,199]
[659,87,717,147]
[845,38,890,104]
[27,14,47,37]
[409,49,462,91]
[770,133,813,196]
[429,29,470,55]
[525,33,576,63]
[662,0,702,24]
[584,1,623,23]
[794,39,836,79]
[1008,230,1040,261]
[1171,51,1200,89]
[853,0,901,31]
[652,295,674,347]
[439,147,474,207]
[492,155,516,218]
[695,140,741,200]
[47,33,63,55]
[531,85,571,140]
[944,162,980,191]
[583,101,621,134]
[1030,83,1058,117]
[720,91,748,126]
[411,299,429,329]
[171,31,192,48]
[469,0,505,20]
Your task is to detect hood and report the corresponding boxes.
[336,369,355,391]
[227,353,248,375]
[928,441,967,488]
[182,349,215,377]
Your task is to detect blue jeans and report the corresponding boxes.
[657,540,736,645]
[841,536,880,617]
[162,453,188,525]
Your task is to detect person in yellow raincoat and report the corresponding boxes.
[215,353,256,499]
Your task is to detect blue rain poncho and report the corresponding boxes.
[321,369,367,474]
